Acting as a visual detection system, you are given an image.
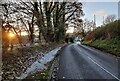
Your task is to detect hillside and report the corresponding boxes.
[83,20,120,56]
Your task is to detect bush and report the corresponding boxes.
[83,20,120,56]
[85,20,120,41]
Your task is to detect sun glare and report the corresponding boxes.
[9,33,15,38]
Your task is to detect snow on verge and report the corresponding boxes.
[17,47,61,80]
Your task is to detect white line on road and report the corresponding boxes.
[88,57,120,80]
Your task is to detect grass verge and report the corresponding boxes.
[82,38,120,57]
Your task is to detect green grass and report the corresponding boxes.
[82,37,120,57]
[83,20,120,57]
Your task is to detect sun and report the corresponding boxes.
[9,33,15,38]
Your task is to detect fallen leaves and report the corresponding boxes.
[2,42,64,80]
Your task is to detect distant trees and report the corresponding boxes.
[105,14,116,24]
[83,19,95,32]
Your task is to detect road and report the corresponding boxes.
[57,44,119,80]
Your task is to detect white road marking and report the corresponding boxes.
[88,57,120,80]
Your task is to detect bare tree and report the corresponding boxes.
[1,1,84,45]
[105,14,116,24]
[83,19,95,32]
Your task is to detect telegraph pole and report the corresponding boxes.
[94,15,96,29]
[103,16,105,25]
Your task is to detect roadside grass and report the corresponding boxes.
[82,20,120,57]
[82,37,120,57]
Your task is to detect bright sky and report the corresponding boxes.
[82,2,118,26]
[67,1,119,33]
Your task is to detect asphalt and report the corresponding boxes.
[57,43,119,80]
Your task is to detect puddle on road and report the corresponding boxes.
[17,47,61,80]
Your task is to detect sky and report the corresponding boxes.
[82,2,118,26]
[67,1,119,33]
